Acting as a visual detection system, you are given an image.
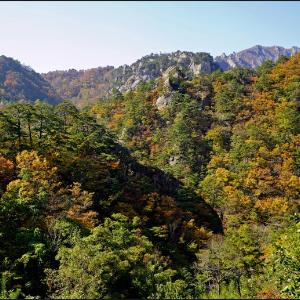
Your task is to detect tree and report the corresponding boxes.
[54,100,78,132]
[196,224,263,298]
[267,222,300,298]
[45,214,174,299]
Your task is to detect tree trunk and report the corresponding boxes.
[28,121,33,148]
[237,277,241,297]
[17,119,21,150]
[38,118,43,146]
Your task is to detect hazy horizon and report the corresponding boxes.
[1,1,300,72]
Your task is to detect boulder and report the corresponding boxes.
[156,94,173,110]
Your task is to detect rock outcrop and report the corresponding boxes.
[3,44,296,106]
[155,66,185,110]
[215,45,300,70]
[43,51,218,105]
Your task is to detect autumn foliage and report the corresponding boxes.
[1,55,300,298]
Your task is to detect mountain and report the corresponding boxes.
[43,66,115,102]
[1,45,299,106]
[43,51,218,106]
[215,45,300,70]
[43,45,300,106]
[0,55,61,104]
[1,49,300,299]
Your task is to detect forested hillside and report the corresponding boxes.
[0,54,299,299]
[0,56,61,104]
[1,45,298,108]
[43,51,217,107]
[43,45,300,108]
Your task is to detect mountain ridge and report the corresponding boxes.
[1,45,299,105]
[0,55,61,104]
[43,44,300,106]
[215,44,300,70]
[43,51,218,105]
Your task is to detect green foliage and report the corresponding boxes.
[0,273,21,299]
[1,54,300,299]
[267,222,300,298]
[45,214,176,299]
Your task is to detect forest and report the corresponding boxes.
[0,54,299,299]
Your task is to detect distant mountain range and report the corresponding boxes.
[215,45,300,70]
[0,45,299,105]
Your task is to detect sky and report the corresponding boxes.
[1,1,300,73]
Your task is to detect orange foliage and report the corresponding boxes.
[0,155,14,192]
[66,182,99,228]
[270,53,300,87]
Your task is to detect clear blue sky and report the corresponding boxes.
[1,1,299,72]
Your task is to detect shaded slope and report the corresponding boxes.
[0,55,61,104]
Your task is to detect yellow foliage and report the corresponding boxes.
[6,151,60,203]
[270,53,300,87]
[215,168,231,182]
[251,92,276,114]
[16,150,58,185]
[254,197,289,216]
[66,182,98,228]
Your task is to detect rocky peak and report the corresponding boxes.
[215,45,300,70]
[117,51,217,92]
[42,45,300,106]
[155,66,185,110]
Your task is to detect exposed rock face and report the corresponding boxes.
[156,94,173,110]
[41,45,300,106]
[155,66,185,110]
[169,155,181,166]
[43,51,218,104]
[119,51,217,92]
[3,45,300,106]
[215,45,300,70]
